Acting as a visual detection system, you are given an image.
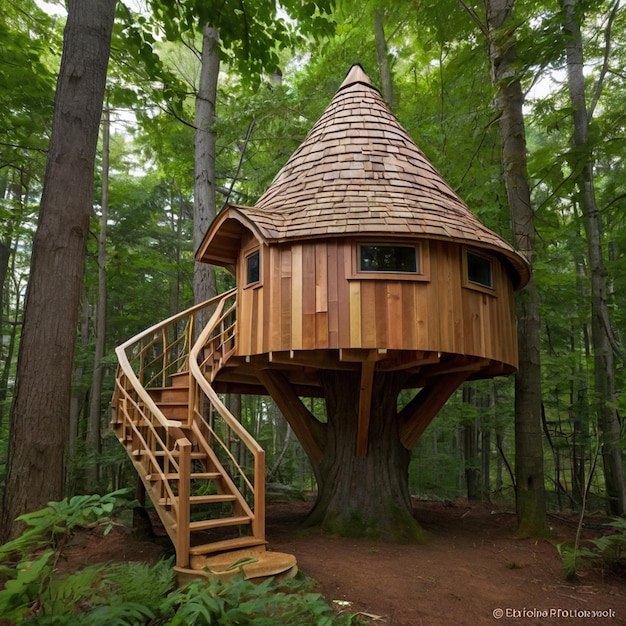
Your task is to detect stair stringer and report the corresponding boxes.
[112,289,297,582]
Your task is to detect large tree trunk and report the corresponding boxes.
[0,0,116,541]
[561,0,625,515]
[193,23,219,315]
[484,0,549,536]
[305,371,424,543]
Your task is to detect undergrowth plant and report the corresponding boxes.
[0,493,362,625]
[0,489,134,562]
[558,517,626,580]
[554,431,626,579]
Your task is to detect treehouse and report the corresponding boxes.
[112,64,529,580]
[196,63,529,454]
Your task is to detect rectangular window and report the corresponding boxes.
[359,244,418,274]
[246,250,260,285]
[466,251,493,289]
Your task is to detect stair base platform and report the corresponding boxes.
[174,548,298,585]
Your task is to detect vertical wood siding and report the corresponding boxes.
[236,237,518,367]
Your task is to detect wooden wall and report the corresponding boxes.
[236,236,518,368]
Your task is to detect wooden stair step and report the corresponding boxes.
[153,472,222,481]
[158,389,189,403]
[155,403,190,420]
[169,372,191,388]
[149,450,207,459]
[190,536,267,557]
[145,472,223,482]
[182,515,251,532]
[158,494,238,506]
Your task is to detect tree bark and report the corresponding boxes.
[193,24,219,316]
[0,240,9,428]
[484,0,549,536]
[373,8,394,109]
[87,103,110,485]
[462,386,481,501]
[0,0,116,541]
[560,0,625,515]
[304,371,425,543]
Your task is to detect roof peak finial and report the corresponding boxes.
[338,63,375,91]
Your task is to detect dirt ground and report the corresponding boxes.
[59,498,626,625]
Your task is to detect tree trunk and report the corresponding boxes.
[484,0,549,536]
[462,386,481,501]
[87,103,110,486]
[0,240,10,429]
[68,290,90,494]
[193,23,219,315]
[305,371,425,543]
[0,0,116,542]
[560,0,626,515]
[373,8,394,109]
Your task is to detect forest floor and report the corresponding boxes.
[59,497,626,625]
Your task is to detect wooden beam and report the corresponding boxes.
[398,371,470,450]
[376,351,441,372]
[356,354,377,457]
[339,347,387,362]
[257,369,325,465]
[269,349,360,371]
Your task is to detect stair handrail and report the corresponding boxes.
[189,293,266,538]
[190,294,264,458]
[115,291,235,430]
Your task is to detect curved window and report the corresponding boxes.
[359,244,418,274]
[466,251,493,289]
[246,250,260,285]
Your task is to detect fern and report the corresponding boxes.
[557,517,626,579]
[0,493,362,625]
[99,559,176,607]
[163,575,338,626]
[556,542,598,580]
[0,489,134,561]
[164,579,226,625]
[0,550,55,622]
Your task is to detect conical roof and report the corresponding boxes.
[198,64,529,287]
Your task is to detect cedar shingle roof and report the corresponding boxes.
[198,64,529,288]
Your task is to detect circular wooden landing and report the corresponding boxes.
[174,550,298,586]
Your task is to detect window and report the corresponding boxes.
[466,251,493,289]
[359,244,418,274]
[246,250,260,285]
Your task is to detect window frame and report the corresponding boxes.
[241,245,262,290]
[352,240,430,281]
[463,248,496,294]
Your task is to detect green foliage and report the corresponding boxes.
[0,550,55,621]
[557,518,626,580]
[0,489,134,561]
[164,576,341,626]
[1,558,359,625]
[0,495,360,625]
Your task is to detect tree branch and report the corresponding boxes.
[221,116,255,210]
[587,0,620,121]
[457,0,489,38]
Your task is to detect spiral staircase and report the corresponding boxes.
[111,288,297,583]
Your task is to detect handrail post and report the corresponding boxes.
[253,449,266,541]
[186,369,195,429]
[176,437,191,569]
[161,327,168,387]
